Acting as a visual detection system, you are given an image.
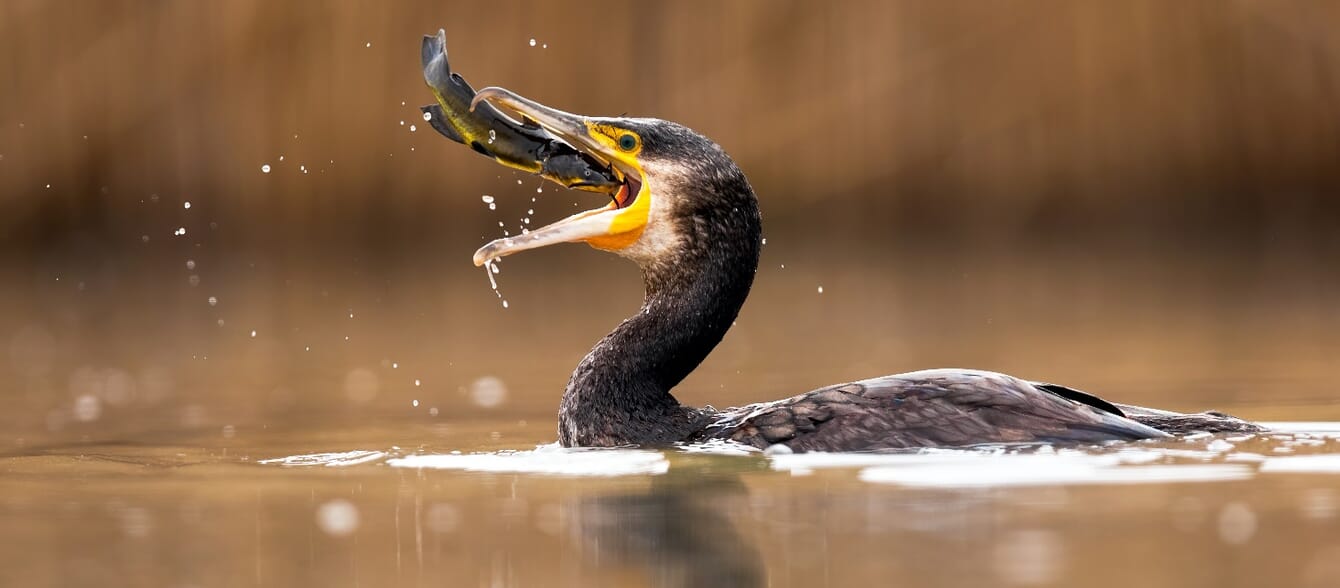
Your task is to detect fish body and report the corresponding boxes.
[420,30,618,192]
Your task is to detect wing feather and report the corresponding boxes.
[709,369,1167,452]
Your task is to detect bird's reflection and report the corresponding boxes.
[569,455,765,588]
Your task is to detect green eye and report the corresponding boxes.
[618,133,637,151]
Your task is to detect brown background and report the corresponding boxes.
[1,0,1338,444]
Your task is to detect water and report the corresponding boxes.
[5,168,1338,586]
[4,421,1340,587]
[2,248,1337,587]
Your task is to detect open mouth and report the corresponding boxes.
[466,86,653,266]
[611,170,641,210]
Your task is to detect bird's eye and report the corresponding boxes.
[618,133,637,152]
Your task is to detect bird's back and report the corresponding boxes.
[701,369,1168,452]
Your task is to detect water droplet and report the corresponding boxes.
[481,195,494,204]
[261,164,271,173]
[183,201,192,209]
[72,394,101,422]
[1218,503,1258,544]
[502,300,509,308]
[207,296,218,307]
[365,42,371,48]
[527,209,534,215]
[250,330,257,338]
[471,376,509,408]
[409,124,417,132]
[488,203,496,210]
[817,286,824,294]
[529,38,537,47]
[542,43,548,49]
[174,227,187,236]
[536,186,543,193]
[517,179,523,185]
[488,129,496,144]
[761,237,767,245]
[187,275,200,287]
[422,111,431,121]
[414,379,422,387]
[317,499,360,537]
[185,259,196,270]
[412,399,419,407]
[429,407,439,417]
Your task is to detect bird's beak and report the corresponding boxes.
[468,87,650,266]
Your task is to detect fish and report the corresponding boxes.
[419,29,619,193]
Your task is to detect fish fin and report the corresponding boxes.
[420,105,464,144]
[421,30,459,96]
[421,29,446,71]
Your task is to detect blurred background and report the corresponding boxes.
[2,0,1338,446]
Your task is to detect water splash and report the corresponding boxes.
[388,446,669,477]
[482,258,508,308]
[259,450,388,467]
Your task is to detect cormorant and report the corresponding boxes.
[422,31,1262,452]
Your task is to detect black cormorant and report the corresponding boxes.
[423,32,1262,452]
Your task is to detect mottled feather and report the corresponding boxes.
[699,369,1169,452]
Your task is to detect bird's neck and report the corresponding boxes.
[559,232,760,447]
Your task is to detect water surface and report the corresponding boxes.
[5,420,1340,587]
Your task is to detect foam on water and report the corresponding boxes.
[858,456,1253,488]
[253,424,1340,484]
[388,446,669,477]
[1261,421,1340,435]
[1259,454,1340,473]
[258,450,388,467]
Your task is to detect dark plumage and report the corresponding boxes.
[548,118,1264,452]
[698,371,1171,451]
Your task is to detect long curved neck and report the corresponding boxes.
[559,189,761,447]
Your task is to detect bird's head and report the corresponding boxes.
[469,87,758,272]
